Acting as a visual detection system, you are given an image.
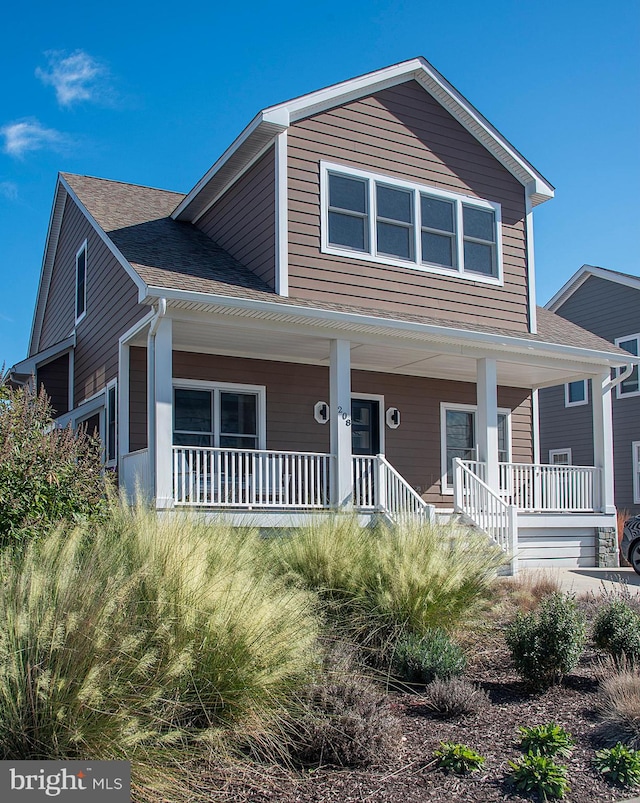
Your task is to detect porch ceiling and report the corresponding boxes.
[124,312,597,390]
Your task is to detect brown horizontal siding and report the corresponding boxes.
[196,146,276,288]
[164,352,532,507]
[287,80,529,332]
[129,346,148,452]
[37,354,69,417]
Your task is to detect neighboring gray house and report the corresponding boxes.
[10,59,638,570]
[540,265,640,516]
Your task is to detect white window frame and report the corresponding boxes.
[633,442,640,505]
[564,379,588,408]
[75,240,88,324]
[549,448,572,466]
[615,334,640,398]
[439,402,512,494]
[172,379,267,450]
[105,379,117,468]
[320,161,503,286]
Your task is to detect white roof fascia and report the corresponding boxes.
[59,175,149,302]
[29,179,68,356]
[143,286,634,369]
[546,264,640,312]
[13,333,76,376]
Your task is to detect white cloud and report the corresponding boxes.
[0,181,18,200]
[0,119,67,158]
[36,50,110,107]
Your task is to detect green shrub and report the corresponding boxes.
[505,593,586,688]
[594,742,640,787]
[0,504,319,768]
[422,677,490,718]
[392,629,466,684]
[518,723,574,758]
[433,742,485,775]
[508,754,570,800]
[593,600,640,666]
[265,516,502,655]
[0,385,107,546]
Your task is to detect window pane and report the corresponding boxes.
[328,211,366,250]
[174,432,212,447]
[552,452,570,466]
[377,185,412,223]
[422,231,454,267]
[329,174,367,213]
[174,389,212,433]
[621,366,639,395]
[377,221,411,259]
[497,413,508,462]
[221,393,257,436]
[421,196,454,232]
[568,380,586,404]
[107,386,116,462]
[619,338,639,357]
[76,250,86,316]
[446,410,475,484]
[464,241,494,275]
[463,206,495,242]
[220,435,259,449]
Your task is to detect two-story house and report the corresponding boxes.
[540,265,640,517]
[10,58,637,571]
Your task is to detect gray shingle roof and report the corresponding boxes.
[62,173,630,359]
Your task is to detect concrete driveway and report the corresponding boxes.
[522,566,640,597]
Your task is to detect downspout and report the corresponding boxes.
[147,298,167,498]
[607,362,634,393]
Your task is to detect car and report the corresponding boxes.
[620,514,640,575]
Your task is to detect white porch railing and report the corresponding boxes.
[461,460,602,512]
[353,454,434,523]
[454,458,517,556]
[121,448,151,501]
[172,447,333,508]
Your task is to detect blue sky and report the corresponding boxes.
[1,0,638,368]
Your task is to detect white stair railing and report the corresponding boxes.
[353,454,434,523]
[453,458,517,562]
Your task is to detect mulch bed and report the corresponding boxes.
[195,596,639,803]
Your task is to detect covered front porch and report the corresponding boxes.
[118,298,624,569]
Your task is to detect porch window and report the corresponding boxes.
[550,448,572,466]
[565,380,588,407]
[322,162,503,284]
[441,403,510,491]
[633,442,640,504]
[615,334,640,398]
[173,384,263,449]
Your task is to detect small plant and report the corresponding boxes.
[594,663,640,748]
[594,742,640,787]
[593,599,640,666]
[392,629,466,684]
[422,677,490,718]
[433,742,485,775]
[505,593,586,688]
[518,723,574,758]
[508,754,570,801]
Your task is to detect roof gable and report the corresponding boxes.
[173,57,554,222]
[546,264,640,312]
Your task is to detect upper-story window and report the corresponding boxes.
[321,162,502,284]
[615,334,640,398]
[75,241,87,323]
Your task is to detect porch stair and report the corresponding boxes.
[353,454,434,525]
[453,458,518,571]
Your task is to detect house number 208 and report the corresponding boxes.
[337,406,351,426]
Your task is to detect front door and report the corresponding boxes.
[351,399,380,456]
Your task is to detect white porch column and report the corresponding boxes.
[148,316,173,509]
[330,339,352,508]
[476,357,499,493]
[592,371,616,514]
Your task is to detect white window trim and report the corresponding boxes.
[172,379,267,450]
[320,161,504,286]
[439,402,511,494]
[105,379,117,468]
[615,334,640,398]
[549,448,572,466]
[564,379,588,408]
[633,441,640,505]
[351,392,385,455]
[75,240,88,324]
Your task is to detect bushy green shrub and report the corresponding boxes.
[518,723,574,758]
[508,754,570,800]
[505,593,586,688]
[593,600,640,666]
[422,677,490,718]
[392,629,466,684]
[0,385,107,545]
[265,516,502,655]
[433,742,485,775]
[0,504,318,766]
[594,742,640,787]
